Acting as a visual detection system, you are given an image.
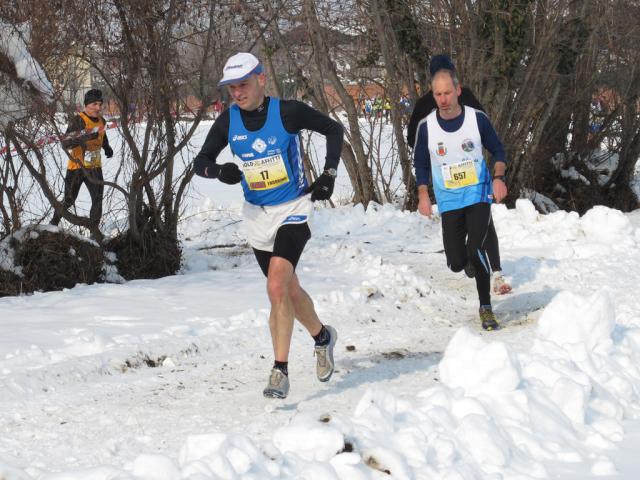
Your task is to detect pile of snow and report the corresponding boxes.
[4,288,637,479]
[584,149,619,186]
[273,290,636,479]
[560,166,590,185]
[2,199,640,478]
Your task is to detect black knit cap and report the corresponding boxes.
[429,54,456,76]
[84,89,103,106]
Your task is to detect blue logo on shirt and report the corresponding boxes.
[282,215,307,224]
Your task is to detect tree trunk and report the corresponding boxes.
[369,0,417,210]
[302,0,378,206]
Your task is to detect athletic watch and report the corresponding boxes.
[323,168,338,178]
[493,175,506,184]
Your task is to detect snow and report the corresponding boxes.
[550,149,624,190]
[561,166,591,185]
[584,150,619,187]
[3,113,640,478]
[3,195,640,478]
[520,189,559,214]
[0,20,54,126]
[0,21,53,97]
[631,160,640,203]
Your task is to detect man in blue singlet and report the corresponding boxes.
[414,68,508,330]
[194,53,343,398]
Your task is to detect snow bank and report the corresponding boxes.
[6,288,639,479]
[297,288,639,478]
[579,206,634,245]
[4,201,640,478]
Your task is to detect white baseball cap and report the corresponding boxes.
[218,52,264,86]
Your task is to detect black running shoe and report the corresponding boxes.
[480,307,500,331]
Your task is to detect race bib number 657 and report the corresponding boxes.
[242,154,290,191]
[442,160,479,189]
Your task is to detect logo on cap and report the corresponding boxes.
[218,52,263,86]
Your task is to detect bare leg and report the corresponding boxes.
[266,257,322,362]
[289,272,322,336]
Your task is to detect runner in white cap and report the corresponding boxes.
[218,52,264,86]
[194,52,344,399]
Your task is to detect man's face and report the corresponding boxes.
[227,73,266,111]
[432,74,461,116]
[85,101,103,117]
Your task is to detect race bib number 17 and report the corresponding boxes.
[242,154,290,190]
[442,160,479,189]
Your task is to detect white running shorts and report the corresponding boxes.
[242,195,313,251]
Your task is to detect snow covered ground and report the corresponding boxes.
[2,195,640,478]
[3,118,640,478]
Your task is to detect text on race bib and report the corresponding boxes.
[242,154,290,191]
[442,160,479,189]
[84,150,102,168]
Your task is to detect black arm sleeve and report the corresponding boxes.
[61,115,86,149]
[407,93,435,148]
[459,87,485,113]
[281,100,344,170]
[193,110,231,178]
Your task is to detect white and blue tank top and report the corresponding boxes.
[424,106,493,213]
[228,98,307,206]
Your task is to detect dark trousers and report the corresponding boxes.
[51,168,104,228]
[486,216,501,272]
[441,202,492,306]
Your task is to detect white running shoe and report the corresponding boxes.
[314,325,337,382]
[263,368,290,399]
[492,271,512,295]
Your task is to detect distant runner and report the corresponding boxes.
[51,88,113,241]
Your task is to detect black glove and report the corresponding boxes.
[104,145,113,158]
[217,162,242,184]
[307,173,335,201]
